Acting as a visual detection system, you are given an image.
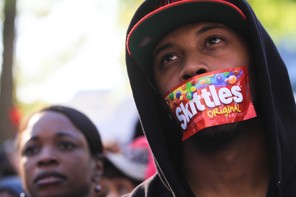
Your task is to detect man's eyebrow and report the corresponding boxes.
[195,23,226,35]
[152,23,226,58]
[153,43,173,58]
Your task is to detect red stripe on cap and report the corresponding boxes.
[126,0,246,56]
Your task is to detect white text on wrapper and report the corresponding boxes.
[176,85,243,130]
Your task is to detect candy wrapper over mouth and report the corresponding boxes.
[164,66,257,141]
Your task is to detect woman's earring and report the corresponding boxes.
[94,184,101,193]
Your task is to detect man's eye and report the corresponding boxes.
[22,145,39,156]
[59,141,76,150]
[206,37,223,46]
[161,54,178,64]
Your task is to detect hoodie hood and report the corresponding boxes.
[125,0,296,196]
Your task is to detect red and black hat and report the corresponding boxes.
[126,0,247,73]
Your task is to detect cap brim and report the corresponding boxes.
[127,0,247,73]
[106,153,147,180]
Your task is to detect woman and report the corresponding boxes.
[16,105,103,197]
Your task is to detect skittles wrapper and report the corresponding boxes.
[164,66,257,141]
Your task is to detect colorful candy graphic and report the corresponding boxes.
[165,67,243,104]
[164,66,257,141]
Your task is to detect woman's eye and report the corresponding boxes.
[161,53,178,64]
[22,145,39,156]
[206,36,223,46]
[59,141,76,150]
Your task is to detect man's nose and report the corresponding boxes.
[179,56,209,81]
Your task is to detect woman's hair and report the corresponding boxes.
[17,105,103,156]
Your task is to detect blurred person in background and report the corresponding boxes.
[0,141,27,197]
[15,105,104,197]
[0,176,27,197]
[98,136,156,197]
[1,139,19,177]
[0,146,17,179]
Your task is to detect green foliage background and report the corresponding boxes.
[249,0,296,43]
[118,0,296,44]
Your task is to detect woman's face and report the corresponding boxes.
[17,111,100,197]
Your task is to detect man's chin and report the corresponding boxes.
[186,122,243,152]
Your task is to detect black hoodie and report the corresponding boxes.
[125,0,296,196]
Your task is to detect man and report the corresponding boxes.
[125,0,296,196]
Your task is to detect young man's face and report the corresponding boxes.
[152,22,250,96]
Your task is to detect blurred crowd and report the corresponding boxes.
[0,105,156,197]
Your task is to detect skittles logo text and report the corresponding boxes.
[165,67,246,131]
[175,85,243,129]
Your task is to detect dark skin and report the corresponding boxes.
[153,22,270,197]
[17,111,102,197]
[183,118,269,197]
